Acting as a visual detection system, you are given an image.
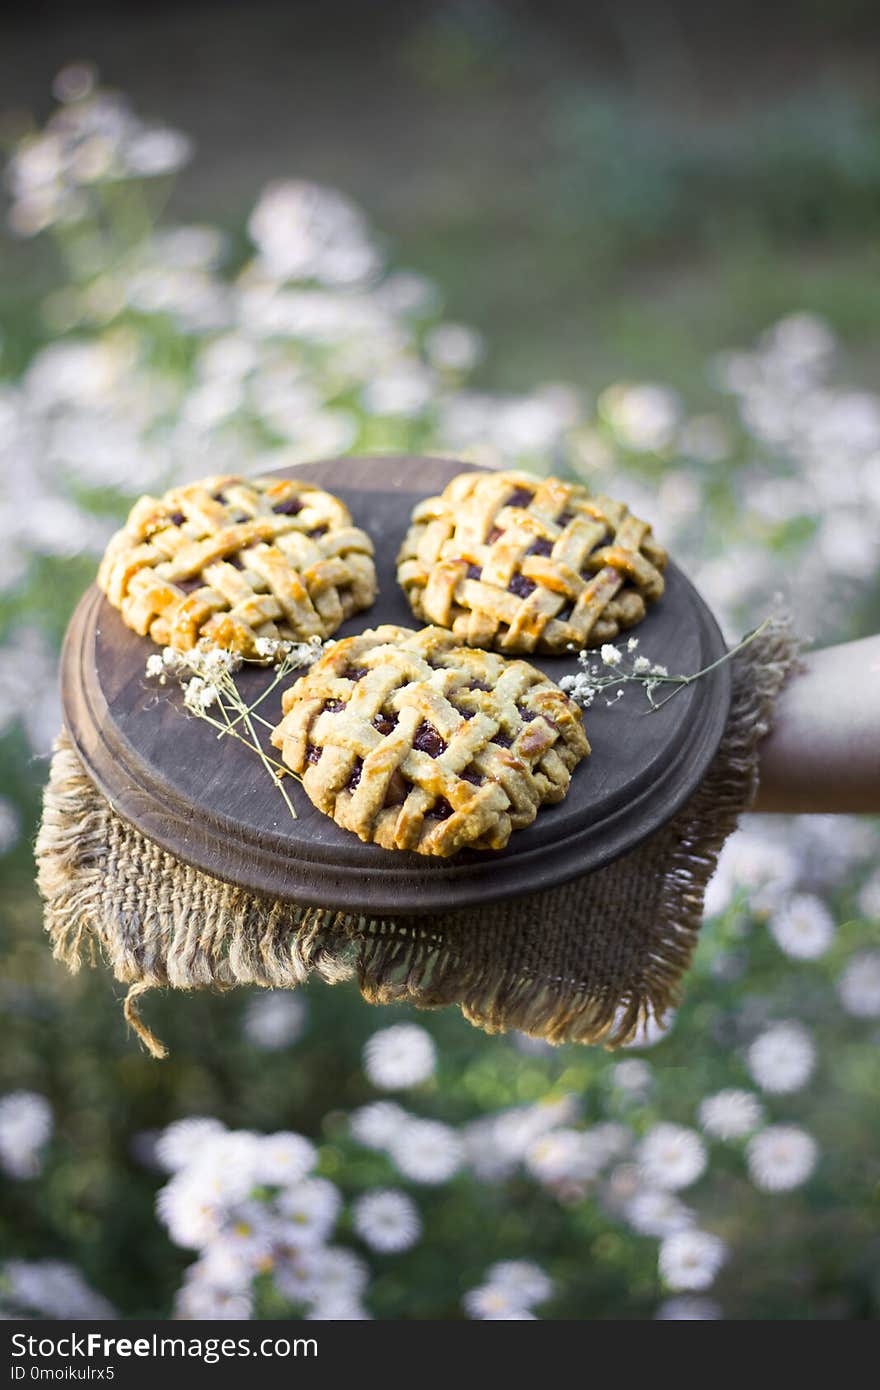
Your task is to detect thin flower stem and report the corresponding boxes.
[641,617,772,713]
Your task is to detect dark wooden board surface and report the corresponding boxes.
[61,455,732,915]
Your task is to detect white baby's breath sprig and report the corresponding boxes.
[145,639,323,821]
[560,618,772,714]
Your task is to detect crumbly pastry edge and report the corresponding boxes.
[271,623,590,858]
[397,468,667,655]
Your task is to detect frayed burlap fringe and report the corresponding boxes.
[35,619,798,1058]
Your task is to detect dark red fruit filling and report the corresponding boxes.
[373,712,398,735]
[308,525,328,538]
[508,574,536,599]
[558,510,574,525]
[383,769,408,807]
[232,512,250,523]
[466,563,482,580]
[491,731,513,749]
[413,722,446,757]
[467,679,491,692]
[176,576,202,594]
[272,497,304,516]
[324,699,345,713]
[169,511,185,526]
[556,601,574,622]
[427,798,453,820]
[488,526,504,542]
[528,537,553,557]
[344,666,369,681]
[227,555,245,570]
[461,767,482,785]
[306,744,322,765]
[507,487,534,508]
[347,759,363,791]
[517,706,538,721]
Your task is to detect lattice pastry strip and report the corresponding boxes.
[397,470,667,654]
[98,474,377,656]
[271,624,590,857]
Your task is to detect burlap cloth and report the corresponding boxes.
[34,619,798,1058]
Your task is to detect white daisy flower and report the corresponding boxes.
[348,1101,411,1150]
[747,1022,816,1094]
[484,1261,552,1308]
[242,992,308,1050]
[191,1131,262,1202]
[306,1298,372,1321]
[0,1091,52,1179]
[254,1132,316,1186]
[389,1119,463,1185]
[837,951,880,1018]
[155,1116,226,1173]
[698,1090,764,1140]
[769,894,835,959]
[525,1128,604,1185]
[276,1178,342,1244]
[3,1259,116,1320]
[352,1189,421,1252]
[192,1239,258,1291]
[155,1171,227,1249]
[659,1230,728,1291]
[857,869,880,920]
[464,1284,537,1320]
[612,1060,653,1097]
[363,1023,436,1090]
[174,1281,253,1320]
[656,1296,722,1320]
[424,322,484,372]
[307,1247,370,1300]
[637,1124,707,1191]
[746,1126,818,1192]
[624,1188,695,1237]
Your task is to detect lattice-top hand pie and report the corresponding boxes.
[271,624,590,857]
[98,475,376,657]
[397,469,667,654]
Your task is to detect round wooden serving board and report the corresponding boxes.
[61,455,731,915]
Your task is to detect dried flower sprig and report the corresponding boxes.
[145,637,323,820]
[560,618,772,713]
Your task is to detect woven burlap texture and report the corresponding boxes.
[35,619,797,1058]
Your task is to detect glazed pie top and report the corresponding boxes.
[98,475,376,657]
[271,624,590,858]
[397,470,667,654]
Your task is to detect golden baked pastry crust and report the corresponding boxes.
[271,623,590,857]
[98,474,376,656]
[397,470,666,653]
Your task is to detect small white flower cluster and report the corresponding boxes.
[155,1117,370,1320]
[7,67,193,240]
[1,1260,116,1320]
[0,1091,53,1179]
[349,1101,463,1186]
[463,1260,553,1320]
[560,636,673,710]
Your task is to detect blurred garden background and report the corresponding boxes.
[1,0,879,1320]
